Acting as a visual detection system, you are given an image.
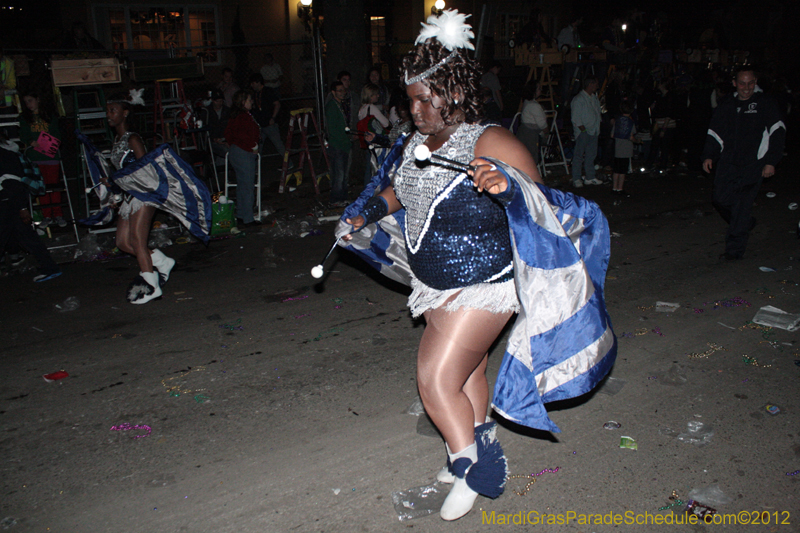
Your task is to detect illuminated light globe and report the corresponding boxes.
[434,0,445,9]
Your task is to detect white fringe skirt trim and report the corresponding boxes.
[118,195,159,220]
[408,277,520,318]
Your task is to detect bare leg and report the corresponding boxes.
[128,206,156,272]
[418,306,513,454]
[116,217,134,256]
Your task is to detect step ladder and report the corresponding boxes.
[73,87,116,230]
[278,108,330,194]
[153,79,195,146]
[153,78,204,177]
[525,64,557,110]
[539,110,569,176]
[73,87,112,149]
[26,148,80,247]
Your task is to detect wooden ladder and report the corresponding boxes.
[278,108,330,194]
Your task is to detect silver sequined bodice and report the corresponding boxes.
[110,131,134,170]
[395,124,488,247]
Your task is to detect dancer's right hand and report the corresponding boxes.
[341,215,365,241]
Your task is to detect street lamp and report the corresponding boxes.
[297,0,313,30]
[432,0,445,16]
[297,0,312,20]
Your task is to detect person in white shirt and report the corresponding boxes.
[516,82,548,163]
[358,83,391,185]
[557,17,583,51]
[259,53,282,90]
[570,76,602,187]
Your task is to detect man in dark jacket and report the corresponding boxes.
[0,139,61,281]
[205,90,230,164]
[249,73,287,158]
[702,67,786,261]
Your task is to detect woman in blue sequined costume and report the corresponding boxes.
[343,10,540,521]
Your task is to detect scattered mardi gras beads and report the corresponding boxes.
[659,498,685,511]
[687,342,725,359]
[161,366,207,396]
[508,467,560,496]
[742,355,772,368]
[658,490,716,518]
[708,296,751,309]
[739,321,775,340]
[110,423,152,439]
[787,470,799,476]
[622,326,667,337]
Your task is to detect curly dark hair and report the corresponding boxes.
[401,40,483,125]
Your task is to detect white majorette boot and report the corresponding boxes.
[128,271,163,304]
[440,422,508,521]
[150,249,175,285]
[437,418,491,484]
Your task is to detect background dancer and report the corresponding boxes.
[106,91,175,304]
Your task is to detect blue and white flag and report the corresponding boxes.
[487,159,616,432]
[77,134,115,226]
[338,135,413,286]
[338,150,616,432]
[78,134,213,243]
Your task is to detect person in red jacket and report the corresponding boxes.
[224,90,261,227]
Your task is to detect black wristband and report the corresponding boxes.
[360,195,388,226]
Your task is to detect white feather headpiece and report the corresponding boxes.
[415,9,474,51]
[405,9,474,85]
[129,88,145,106]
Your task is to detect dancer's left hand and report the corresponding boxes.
[468,158,508,194]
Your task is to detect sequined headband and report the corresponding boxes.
[404,49,459,85]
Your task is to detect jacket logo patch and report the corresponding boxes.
[744,102,758,114]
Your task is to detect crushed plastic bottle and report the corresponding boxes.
[391,483,448,521]
[404,396,425,416]
[687,484,733,506]
[676,420,714,446]
[54,296,80,313]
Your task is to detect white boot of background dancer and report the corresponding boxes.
[150,249,175,284]
[129,271,162,304]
